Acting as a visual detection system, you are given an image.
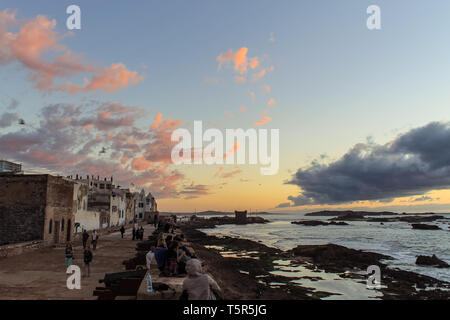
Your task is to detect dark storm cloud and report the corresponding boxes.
[282,122,450,207]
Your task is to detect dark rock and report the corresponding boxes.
[411,224,441,230]
[288,243,391,270]
[291,220,329,226]
[329,221,349,226]
[416,255,449,268]
[291,220,348,226]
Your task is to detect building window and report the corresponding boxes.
[100,184,105,189]
[49,219,53,234]
[61,219,65,232]
[112,206,117,212]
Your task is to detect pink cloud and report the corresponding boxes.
[221,169,242,179]
[224,111,234,119]
[252,69,266,82]
[214,167,224,177]
[254,116,272,126]
[249,90,255,103]
[0,10,143,94]
[0,102,187,199]
[217,47,259,75]
[151,113,163,129]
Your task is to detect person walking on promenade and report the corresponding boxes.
[65,242,74,267]
[132,227,136,240]
[91,230,98,250]
[120,226,125,238]
[153,213,159,228]
[83,246,93,277]
[82,229,89,249]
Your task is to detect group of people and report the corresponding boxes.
[151,235,193,276]
[132,226,145,240]
[64,229,98,278]
[82,229,99,250]
[145,218,222,300]
[156,217,176,234]
[64,239,93,277]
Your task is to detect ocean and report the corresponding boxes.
[200,213,450,283]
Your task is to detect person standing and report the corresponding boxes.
[91,230,98,250]
[82,229,89,249]
[120,226,125,238]
[65,242,74,267]
[83,247,93,277]
[132,227,136,241]
[153,213,159,228]
[139,226,144,241]
[146,246,155,270]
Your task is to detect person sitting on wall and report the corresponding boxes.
[181,259,222,300]
[154,239,167,273]
[162,240,178,276]
[177,243,192,274]
[146,245,155,270]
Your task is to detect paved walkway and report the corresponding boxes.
[0,224,154,299]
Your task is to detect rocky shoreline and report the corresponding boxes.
[180,219,450,300]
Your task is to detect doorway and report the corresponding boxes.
[66,219,71,242]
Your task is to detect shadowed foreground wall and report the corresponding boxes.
[0,174,75,246]
[0,175,48,245]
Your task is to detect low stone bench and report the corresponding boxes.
[136,269,186,300]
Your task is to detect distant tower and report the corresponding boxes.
[235,210,248,224]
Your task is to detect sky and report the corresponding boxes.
[1,0,450,213]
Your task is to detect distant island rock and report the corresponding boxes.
[291,220,348,226]
[329,212,446,223]
[159,210,272,216]
[411,223,441,230]
[305,210,439,217]
[305,210,399,217]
